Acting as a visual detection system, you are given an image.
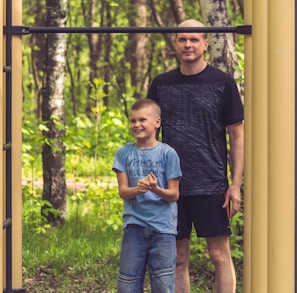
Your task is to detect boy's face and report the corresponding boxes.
[130,106,161,141]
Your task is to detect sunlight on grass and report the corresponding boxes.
[22,182,243,292]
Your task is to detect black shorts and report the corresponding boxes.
[176,194,231,239]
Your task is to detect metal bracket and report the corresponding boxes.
[3,143,11,151]
[2,218,11,229]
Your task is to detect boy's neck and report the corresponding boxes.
[136,140,158,149]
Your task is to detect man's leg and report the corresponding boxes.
[175,238,191,293]
[206,236,236,293]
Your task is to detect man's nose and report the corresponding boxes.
[184,40,191,47]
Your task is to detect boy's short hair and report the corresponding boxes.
[131,99,161,117]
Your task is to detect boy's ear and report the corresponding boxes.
[156,117,161,124]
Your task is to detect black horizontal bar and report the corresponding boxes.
[3,289,26,293]
[6,25,252,35]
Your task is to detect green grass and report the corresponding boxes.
[22,184,243,292]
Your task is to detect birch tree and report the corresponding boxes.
[41,0,67,224]
[199,0,238,76]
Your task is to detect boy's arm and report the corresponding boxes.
[116,170,180,202]
[115,170,150,200]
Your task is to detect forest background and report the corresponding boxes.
[21,0,245,292]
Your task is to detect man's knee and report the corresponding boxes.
[176,239,190,268]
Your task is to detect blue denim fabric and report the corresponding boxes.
[117,224,176,293]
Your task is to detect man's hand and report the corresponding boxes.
[222,185,241,218]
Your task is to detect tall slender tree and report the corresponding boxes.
[30,0,46,119]
[169,0,187,24]
[125,0,149,100]
[41,0,67,224]
[199,0,238,75]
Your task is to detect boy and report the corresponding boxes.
[112,99,182,293]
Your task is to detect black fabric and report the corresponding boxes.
[147,65,244,196]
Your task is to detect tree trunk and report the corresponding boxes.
[199,0,238,76]
[126,0,149,100]
[103,1,111,108]
[82,0,102,115]
[30,0,46,119]
[41,0,67,224]
[169,0,187,24]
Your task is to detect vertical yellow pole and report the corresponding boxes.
[0,0,4,291]
[267,0,295,292]
[243,0,252,291]
[11,0,23,288]
[4,0,23,289]
[250,0,268,292]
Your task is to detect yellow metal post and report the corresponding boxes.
[11,0,23,288]
[250,0,269,291]
[267,0,295,292]
[3,0,23,290]
[246,0,295,292]
[243,0,252,291]
[0,0,4,290]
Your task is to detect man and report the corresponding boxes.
[147,19,244,293]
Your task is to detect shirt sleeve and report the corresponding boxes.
[223,76,244,125]
[165,146,182,181]
[112,146,126,173]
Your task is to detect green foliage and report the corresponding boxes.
[21,0,245,291]
[22,118,46,179]
[22,185,58,234]
[23,181,122,291]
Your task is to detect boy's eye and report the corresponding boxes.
[130,118,147,123]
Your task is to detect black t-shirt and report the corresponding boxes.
[147,65,244,196]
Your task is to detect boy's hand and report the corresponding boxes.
[137,176,151,193]
[136,172,158,193]
[147,172,158,189]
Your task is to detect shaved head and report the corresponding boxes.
[178,19,205,28]
[177,19,207,39]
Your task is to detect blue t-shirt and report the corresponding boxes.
[112,142,182,234]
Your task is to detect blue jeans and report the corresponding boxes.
[117,224,176,293]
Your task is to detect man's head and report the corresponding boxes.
[178,19,208,39]
[175,19,208,65]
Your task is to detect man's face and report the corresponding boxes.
[175,32,208,64]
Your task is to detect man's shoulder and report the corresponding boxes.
[153,67,180,81]
[205,64,234,80]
